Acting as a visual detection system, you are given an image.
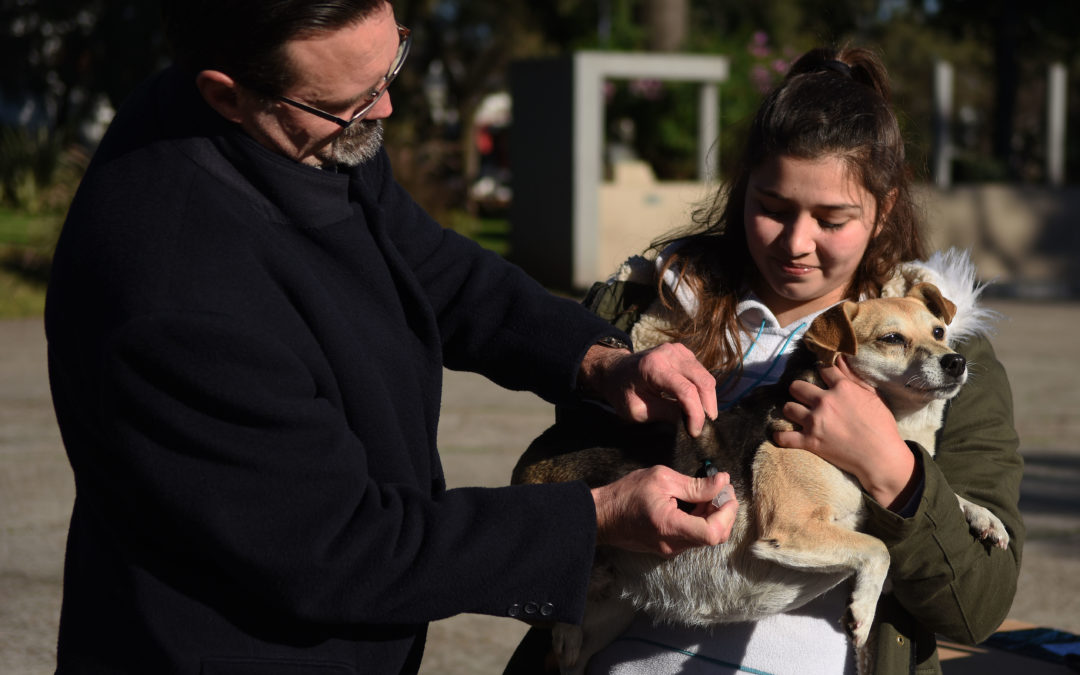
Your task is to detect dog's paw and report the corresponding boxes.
[844,583,883,649]
[957,496,1010,550]
[843,604,873,648]
[552,623,583,670]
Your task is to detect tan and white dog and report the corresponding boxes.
[513,278,1009,675]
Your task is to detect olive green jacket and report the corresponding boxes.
[580,276,1025,675]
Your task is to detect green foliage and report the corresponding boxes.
[0,265,47,317]
[1,126,77,213]
[444,210,510,256]
[0,206,54,317]
[0,124,86,247]
[0,124,88,316]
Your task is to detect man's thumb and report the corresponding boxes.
[679,471,730,505]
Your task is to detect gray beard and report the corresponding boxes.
[319,119,384,167]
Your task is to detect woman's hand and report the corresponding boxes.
[772,356,922,511]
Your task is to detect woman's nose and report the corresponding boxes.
[779,213,816,255]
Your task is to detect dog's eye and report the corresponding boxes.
[878,333,906,345]
[933,326,946,340]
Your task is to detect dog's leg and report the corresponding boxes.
[750,525,889,648]
[855,624,879,675]
[956,494,1009,549]
[751,446,890,648]
[551,622,583,674]
[552,597,637,675]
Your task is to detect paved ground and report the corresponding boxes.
[2,297,1079,674]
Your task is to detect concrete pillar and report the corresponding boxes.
[933,60,954,190]
[1047,62,1067,187]
[698,83,719,182]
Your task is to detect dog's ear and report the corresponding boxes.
[802,301,859,365]
[907,282,957,325]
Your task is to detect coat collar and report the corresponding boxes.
[160,65,358,230]
[218,131,355,229]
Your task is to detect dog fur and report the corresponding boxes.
[513,282,1009,674]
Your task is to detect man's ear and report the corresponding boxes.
[195,70,245,124]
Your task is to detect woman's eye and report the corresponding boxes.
[817,218,847,229]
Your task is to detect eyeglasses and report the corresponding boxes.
[275,24,411,128]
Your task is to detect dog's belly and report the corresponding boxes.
[606,507,852,627]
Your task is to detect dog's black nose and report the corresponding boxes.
[941,353,966,377]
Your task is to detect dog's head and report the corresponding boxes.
[801,283,966,408]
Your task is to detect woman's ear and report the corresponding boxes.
[195,70,245,124]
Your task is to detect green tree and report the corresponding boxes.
[931,0,1080,180]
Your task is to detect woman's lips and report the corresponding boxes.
[775,259,816,275]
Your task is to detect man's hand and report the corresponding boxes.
[578,342,718,437]
[591,466,738,557]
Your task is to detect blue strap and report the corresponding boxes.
[718,321,807,411]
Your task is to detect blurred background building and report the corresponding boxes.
[2,0,1079,310]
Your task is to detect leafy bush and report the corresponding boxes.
[0,124,89,315]
[0,125,87,216]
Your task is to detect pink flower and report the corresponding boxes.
[749,31,771,59]
[629,78,664,100]
[751,64,772,94]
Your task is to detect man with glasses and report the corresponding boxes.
[45,1,737,672]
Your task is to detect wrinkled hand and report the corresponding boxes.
[579,342,718,437]
[592,466,738,557]
[773,356,920,510]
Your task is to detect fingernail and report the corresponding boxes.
[712,484,735,508]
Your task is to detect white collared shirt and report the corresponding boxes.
[657,251,833,408]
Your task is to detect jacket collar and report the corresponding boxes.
[218,131,354,229]
[161,65,356,230]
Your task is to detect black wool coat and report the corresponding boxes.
[46,66,614,674]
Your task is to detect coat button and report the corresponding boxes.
[508,603,522,617]
[540,602,555,617]
[896,635,905,646]
[524,602,539,615]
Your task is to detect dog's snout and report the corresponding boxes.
[940,353,966,377]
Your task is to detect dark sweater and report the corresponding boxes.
[46,66,612,673]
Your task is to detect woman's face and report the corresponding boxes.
[744,154,880,326]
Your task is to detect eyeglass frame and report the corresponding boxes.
[274,23,411,128]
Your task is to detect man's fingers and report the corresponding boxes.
[621,393,679,425]
[597,467,738,556]
[665,474,738,550]
[677,471,731,504]
[636,343,717,436]
[678,349,719,421]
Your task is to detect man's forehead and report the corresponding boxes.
[281,3,397,95]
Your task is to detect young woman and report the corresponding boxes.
[505,46,1023,675]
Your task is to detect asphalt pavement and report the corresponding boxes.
[1,297,1078,673]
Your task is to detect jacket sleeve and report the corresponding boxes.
[360,153,628,402]
[86,310,598,627]
[862,334,1024,644]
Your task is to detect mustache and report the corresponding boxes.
[341,119,381,141]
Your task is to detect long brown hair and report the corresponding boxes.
[652,45,926,373]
